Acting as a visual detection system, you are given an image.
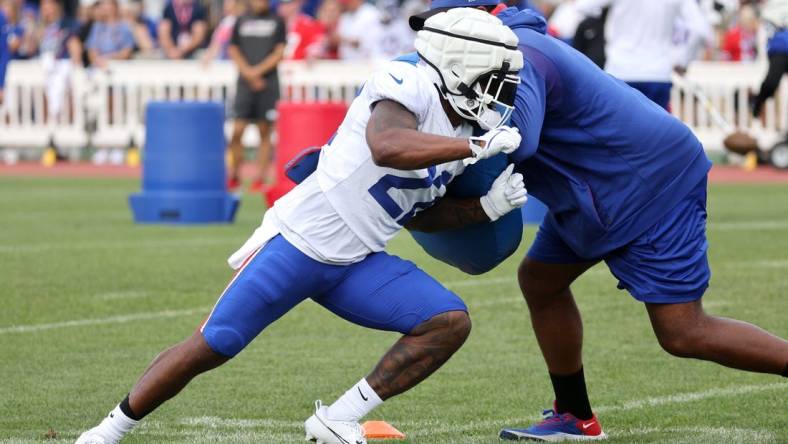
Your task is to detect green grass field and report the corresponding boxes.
[1,177,786,444]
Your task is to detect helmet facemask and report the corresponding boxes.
[444,62,520,130]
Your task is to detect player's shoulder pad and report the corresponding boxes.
[365,60,432,122]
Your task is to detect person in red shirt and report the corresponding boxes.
[721,4,758,62]
[278,0,325,60]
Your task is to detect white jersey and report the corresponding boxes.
[576,0,711,82]
[228,61,470,268]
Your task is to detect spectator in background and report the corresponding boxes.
[122,0,157,56]
[721,4,758,62]
[3,0,37,59]
[86,0,134,68]
[573,5,606,68]
[75,0,97,67]
[577,0,712,110]
[38,0,80,160]
[335,0,381,60]
[373,0,413,59]
[227,0,286,192]
[201,0,243,63]
[751,32,788,117]
[548,0,582,43]
[159,0,208,59]
[314,0,340,58]
[279,0,324,60]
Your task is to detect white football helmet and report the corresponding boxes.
[415,8,524,130]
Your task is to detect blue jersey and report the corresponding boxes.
[767,30,788,56]
[499,7,711,259]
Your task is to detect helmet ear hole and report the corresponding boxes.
[449,63,464,80]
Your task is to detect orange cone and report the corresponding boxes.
[362,421,406,440]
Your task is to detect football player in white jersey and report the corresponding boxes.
[76,8,525,444]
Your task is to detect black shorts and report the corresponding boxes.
[234,77,280,121]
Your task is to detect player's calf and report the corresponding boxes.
[647,300,788,374]
[367,310,471,399]
[75,331,229,444]
[304,311,471,444]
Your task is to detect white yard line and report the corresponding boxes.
[0,308,206,334]
[0,261,763,336]
[708,220,788,231]
[94,290,151,301]
[170,382,787,436]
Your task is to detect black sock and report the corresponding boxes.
[549,367,593,420]
[119,394,144,421]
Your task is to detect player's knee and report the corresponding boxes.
[444,310,472,343]
[655,327,705,358]
[200,326,247,359]
[164,332,231,377]
[518,260,553,304]
[415,310,472,347]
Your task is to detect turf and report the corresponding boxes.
[0,177,786,444]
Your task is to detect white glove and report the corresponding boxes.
[480,164,528,221]
[468,126,521,163]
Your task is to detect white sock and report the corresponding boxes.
[95,405,139,441]
[326,378,383,422]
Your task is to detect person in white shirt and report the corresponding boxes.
[75,9,525,444]
[336,0,382,59]
[371,0,414,59]
[577,0,712,110]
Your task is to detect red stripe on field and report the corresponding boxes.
[0,162,264,180]
[708,165,788,183]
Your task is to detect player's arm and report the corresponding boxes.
[366,100,472,169]
[366,100,519,169]
[406,164,527,232]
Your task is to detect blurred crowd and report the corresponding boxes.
[0,0,782,75]
[1,0,786,103]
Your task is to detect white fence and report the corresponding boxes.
[0,59,783,160]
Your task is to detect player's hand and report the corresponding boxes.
[480,164,527,221]
[468,126,521,161]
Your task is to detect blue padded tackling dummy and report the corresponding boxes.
[410,154,523,275]
[129,102,239,224]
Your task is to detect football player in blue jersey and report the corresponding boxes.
[410,3,788,441]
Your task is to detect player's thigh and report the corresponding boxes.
[605,178,710,304]
[521,218,599,299]
[315,252,467,335]
[200,235,340,357]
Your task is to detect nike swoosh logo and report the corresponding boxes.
[357,387,369,401]
[582,421,596,429]
[388,73,403,84]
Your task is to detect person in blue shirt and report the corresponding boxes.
[85,0,134,67]
[410,4,788,442]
